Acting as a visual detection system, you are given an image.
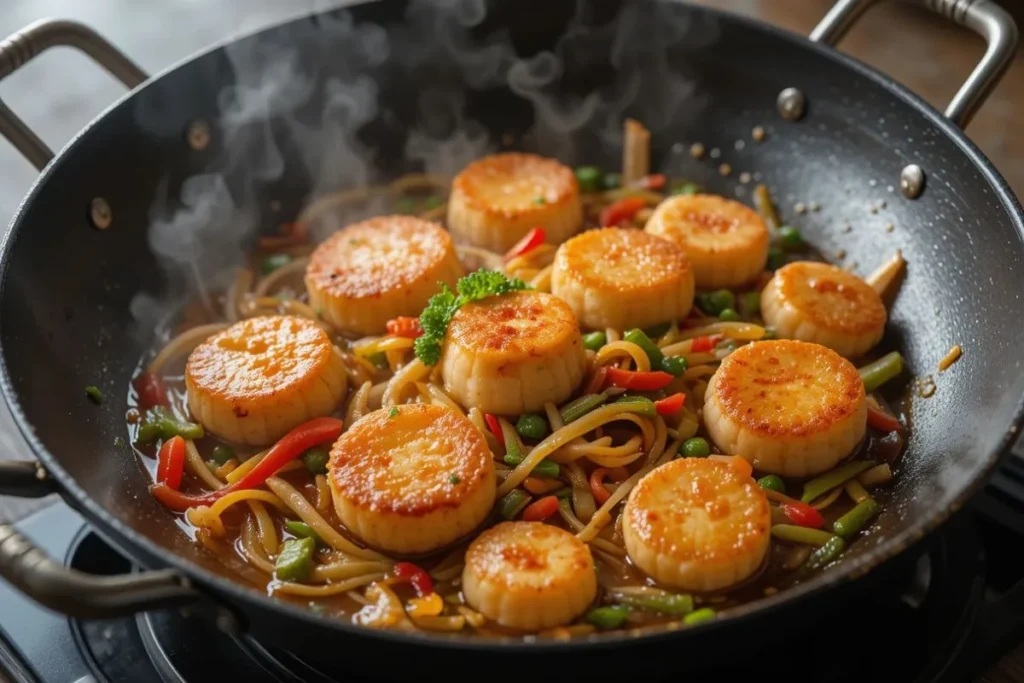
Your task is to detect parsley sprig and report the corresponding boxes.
[414,269,530,365]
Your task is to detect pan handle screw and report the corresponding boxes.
[187,120,210,151]
[777,87,806,121]
[900,164,925,199]
[89,197,111,230]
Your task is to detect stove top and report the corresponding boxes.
[4,467,1024,683]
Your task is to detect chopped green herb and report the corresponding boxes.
[261,253,291,275]
[387,406,399,419]
[301,447,330,475]
[85,386,103,404]
[449,473,462,485]
[414,270,531,365]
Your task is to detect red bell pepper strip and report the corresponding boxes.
[133,372,169,410]
[654,392,686,416]
[484,414,504,444]
[604,367,674,391]
[780,501,825,529]
[393,562,433,597]
[867,405,902,433]
[641,174,666,190]
[503,227,546,262]
[600,197,646,227]
[690,335,721,353]
[156,436,186,490]
[385,316,423,339]
[150,416,344,512]
[589,468,612,504]
[521,496,560,522]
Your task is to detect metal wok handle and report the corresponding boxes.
[811,0,1018,128]
[0,18,149,170]
[0,460,200,619]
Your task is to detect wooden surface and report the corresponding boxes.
[0,0,1022,678]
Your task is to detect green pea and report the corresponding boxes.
[709,289,735,313]
[586,605,631,629]
[531,459,560,479]
[660,356,688,377]
[681,437,710,458]
[575,166,603,193]
[275,537,316,582]
[767,246,786,270]
[301,447,330,475]
[211,444,235,465]
[739,292,761,317]
[757,474,786,494]
[582,331,607,352]
[603,172,622,190]
[718,308,740,322]
[516,414,549,441]
[642,322,672,338]
[262,253,292,274]
[778,225,803,249]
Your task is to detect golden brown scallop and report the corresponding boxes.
[304,215,463,336]
[328,403,495,555]
[447,153,583,252]
[185,316,348,446]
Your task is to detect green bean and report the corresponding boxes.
[778,225,803,249]
[211,445,235,465]
[301,447,330,475]
[499,489,531,520]
[643,322,671,338]
[771,524,836,546]
[275,537,316,582]
[85,386,103,404]
[575,166,603,193]
[612,395,657,417]
[660,356,688,376]
[858,351,904,392]
[585,605,630,629]
[530,459,560,479]
[582,331,607,352]
[800,461,875,503]
[285,521,320,542]
[135,422,163,446]
[681,437,710,458]
[832,498,879,538]
[683,607,717,626]
[718,308,740,322]
[516,413,549,441]
[803,536,846,571]
[609,590,693,616]
[560,393,609,424]
[262,253,291,275]
[623,328,664,369]
[757,474,786,494]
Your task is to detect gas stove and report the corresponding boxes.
[3,460,1024,683]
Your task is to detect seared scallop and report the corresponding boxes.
[305,216,463,336]
[186,316,348,446]
[761,261,887,358]
[623,458,771,591]
[329,403,495,555]
[645,193,769,289]
[447,153,583,252]
[439,290,586,415]
[462,522,597,630]
[703,340,867,477]
[551,227,695,331]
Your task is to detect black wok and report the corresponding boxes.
[1,0,1023,679]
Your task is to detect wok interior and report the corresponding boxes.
[2,0,1023,627]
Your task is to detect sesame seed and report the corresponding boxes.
[885,223,895,232]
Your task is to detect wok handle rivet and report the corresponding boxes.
[900,164,925,199]
[777,87,806,121]
[187,120,210,151]
[89,197,111,230]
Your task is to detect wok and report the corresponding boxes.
[1,0,1023,679]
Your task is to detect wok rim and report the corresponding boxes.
[1,0,1023,653]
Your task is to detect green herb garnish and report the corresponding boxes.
[449,474,461,484]
[388,406,399,419]
[85,386,103,404]
[414,270,530,365]
[533,196,547,205]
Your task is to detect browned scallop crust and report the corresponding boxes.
[447,291,578,358]
[464,522,594,590]
[555,227,691,292]
[711,339,864,438]
[772,261,887,335]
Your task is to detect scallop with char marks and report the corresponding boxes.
[644,193,769,289]
[551,227,695,331]
[461,521,597,630]
[623,457,771,591]
[703,339,867,477]
[447,153,583,252]
[761,261,887,358]
[328,403,495,555]
[185,316,348,446]
[439,290,586,415]
[304,215,463,336]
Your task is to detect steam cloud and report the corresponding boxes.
[132,0,718,335]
